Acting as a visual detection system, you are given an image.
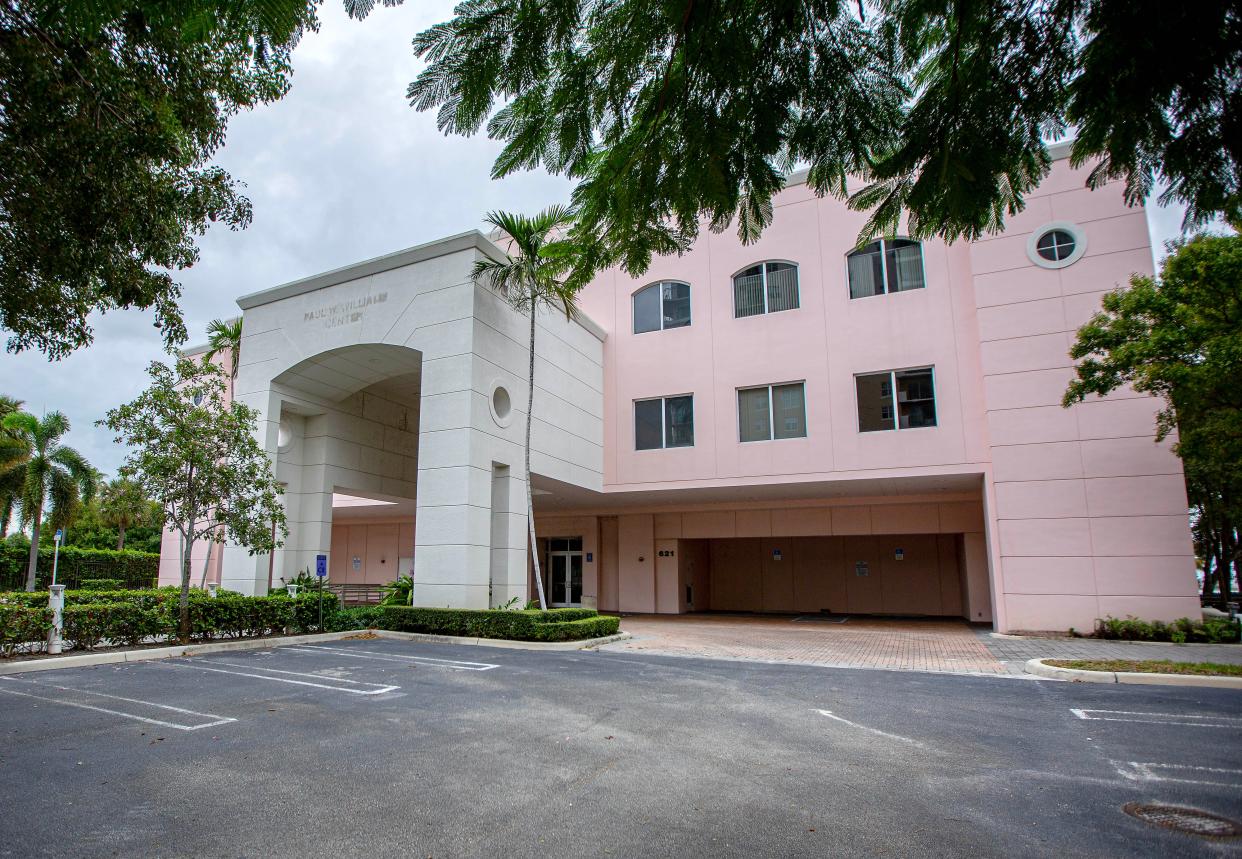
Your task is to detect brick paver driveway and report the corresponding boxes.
[601,613,1009,675]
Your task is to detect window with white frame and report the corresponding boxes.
[856,367,937,432]
[846,238,926,299]
[635,395,694,450]
[738,382,807,442]
[732,262,799,318]
[633,281,691,334]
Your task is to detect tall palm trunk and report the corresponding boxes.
[24,505,42,591]
[526,305,547,610]
[116,523,126,551]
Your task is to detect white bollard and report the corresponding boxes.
[47,584,66,655]
[207,583,219,598]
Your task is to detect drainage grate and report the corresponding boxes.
[1123,803,1242,839]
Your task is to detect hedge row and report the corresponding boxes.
[0,591,339,655]
[378,606,620,642]
[0,589,619,656]
[0,544,159,591]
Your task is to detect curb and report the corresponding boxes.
[0,629,634,675]
[0,630,355,676]
[1023,658,1242,688]
[372,630,632,651]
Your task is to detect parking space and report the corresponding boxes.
[0,639,1240,857]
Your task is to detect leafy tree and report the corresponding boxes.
[0,394,24,538]
[1063,233,1242,602]
[471,206,579,610]
[0,410,95,590]
[411,1,1241,287]
[98,478,153,551]
[0,0,395,358]
[101,358,287,641]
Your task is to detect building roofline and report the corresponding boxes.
[784,137,1076,191]
[236,230,508,311]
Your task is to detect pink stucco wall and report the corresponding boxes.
[572,151,1199,632]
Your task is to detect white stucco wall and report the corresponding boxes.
[212,231,604,607]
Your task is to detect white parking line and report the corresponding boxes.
[165,660,399,695]
[813,709,927,749]
[1071,708,1242,728]
[285,644,499,671]
[0,676,236,731]
[1113,761,1242,788]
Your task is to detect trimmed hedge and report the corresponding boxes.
[0,589,340,654]
[0,605,51,655]
[0,544,159,591]
[80,578,124,591]
[378,606,620,642]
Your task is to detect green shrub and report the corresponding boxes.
[0,605,51,655]
[326,605,385,632]
[63,603,169,649]
[0,544,158,590]
[1094,615,1240,644]
[79,578,124,591]
[0,589,341,654]
[378,606,619,642]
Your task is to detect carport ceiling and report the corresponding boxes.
[531,472,985,512]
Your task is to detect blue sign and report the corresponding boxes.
[54,529,63,542]
[315,554,328,577]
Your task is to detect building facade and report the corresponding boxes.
[160,144,1200,632]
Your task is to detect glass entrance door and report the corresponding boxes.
[547,537,583,607]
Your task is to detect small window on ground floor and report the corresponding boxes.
[856,367,937,432]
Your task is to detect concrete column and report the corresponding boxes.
[220,387,282,596]
[411,357,496,608]
[488,463,529,607]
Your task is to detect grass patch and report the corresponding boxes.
[1046,659,1242,677]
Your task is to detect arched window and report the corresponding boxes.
[633,281,691,334]
[732,261,799,318]
[847,238,925,299]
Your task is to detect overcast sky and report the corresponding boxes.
[0,0,1197,478]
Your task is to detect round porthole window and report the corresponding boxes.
[1027,221,1087,269]
[489,382,513,428]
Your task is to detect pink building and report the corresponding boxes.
[163,142,1199,632]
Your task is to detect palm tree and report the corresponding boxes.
[1,411,95,590]
[471,206,578,610]
[204,317,242,395]
[0,395,25,538]
[98,477,151,550]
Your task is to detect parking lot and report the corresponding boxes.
[1,638,1240,857]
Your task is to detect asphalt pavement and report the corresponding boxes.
[1,638,1240,858]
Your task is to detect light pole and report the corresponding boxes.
[51,528,62,587]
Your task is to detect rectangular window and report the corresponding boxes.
[635,395,694,449]
[856,367,937,432]
[738,382,806,442]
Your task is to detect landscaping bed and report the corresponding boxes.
[0,589,620,658]
[1045,659,1242,677]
